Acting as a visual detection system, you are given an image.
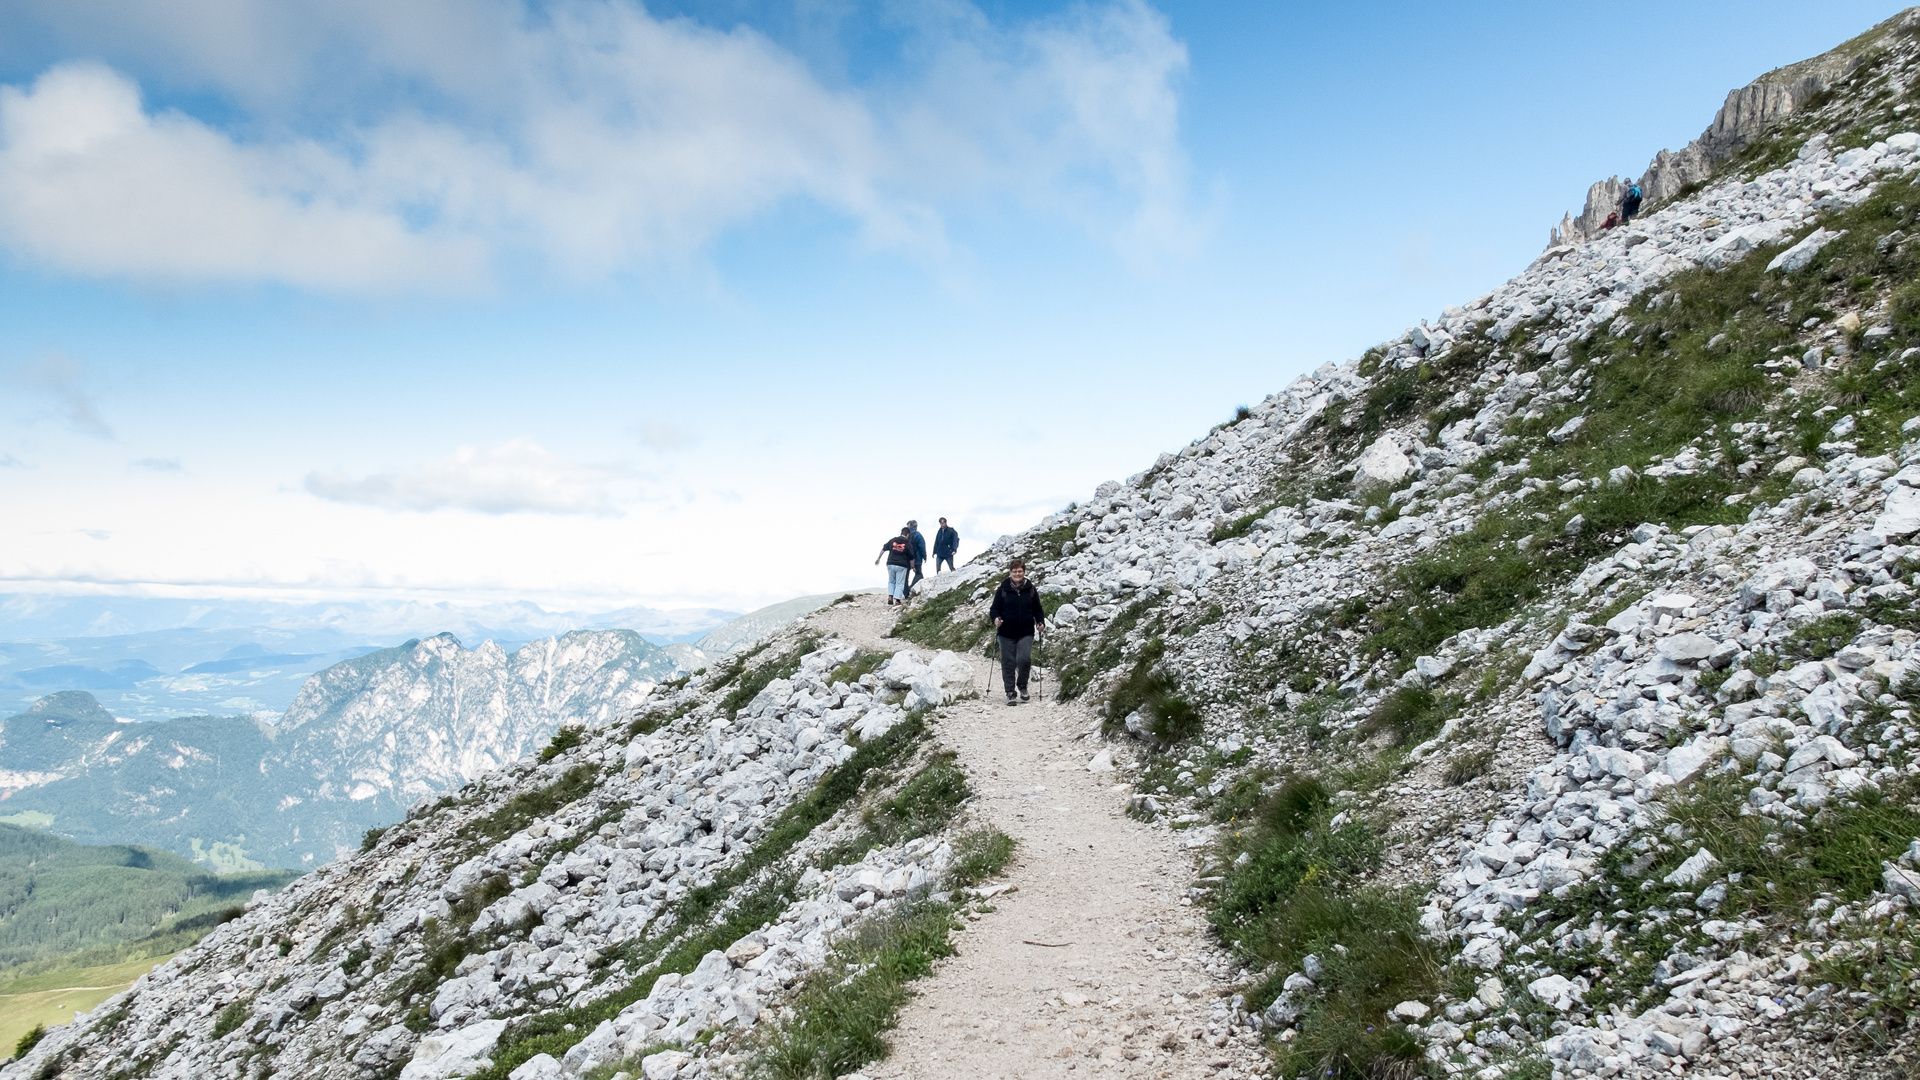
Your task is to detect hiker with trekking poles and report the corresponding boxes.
[875,527,915,606]
[990,558,1045,706]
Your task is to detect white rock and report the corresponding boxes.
[508,1054,563,1080]
[1884,866,1920,901]
[1655,632,1715,663]
[1391,1000,1431,1021]
[1527,974,1585,1011]
[642,1050,693,1080]
[1086,750,1115,773]
[1351,437,1413,491]
[1766,227,1845,273]
[399,1019,508,1080]
[1664,848,1720,887]
[1461,937,1503,969]
[1876,485,1920,538]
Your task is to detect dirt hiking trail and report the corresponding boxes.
[806,594,1268,1080]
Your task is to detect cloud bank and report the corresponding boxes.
[0,0,1196,293]
[303,440,636,516]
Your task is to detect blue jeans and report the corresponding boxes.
[887,564,909,599]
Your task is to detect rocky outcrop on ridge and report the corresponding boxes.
[1551,7,1920,248]
[2,632,987,1080]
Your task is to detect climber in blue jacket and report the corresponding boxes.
[933,517,959,573]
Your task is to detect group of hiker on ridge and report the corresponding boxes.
[874,518,959,605]
[1600,178,1644,231]
[873,518,1044,707]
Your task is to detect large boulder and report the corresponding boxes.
[1350,436,1413,492]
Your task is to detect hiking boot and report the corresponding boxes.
[1019,691,1030,703]
[1005,694,1018,706]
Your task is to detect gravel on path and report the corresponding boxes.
[804,592,1271,1080]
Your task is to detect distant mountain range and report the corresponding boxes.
[0,630,674,870]
[0,594,739,721]
[0,592,849,871]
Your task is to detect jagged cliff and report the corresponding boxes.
[1551,7,1920,248]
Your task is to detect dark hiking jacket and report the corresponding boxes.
[881,535,914,567]
[989,578,1045,640]
[934,526,959,558]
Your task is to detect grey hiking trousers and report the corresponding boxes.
[998,633,1034,697]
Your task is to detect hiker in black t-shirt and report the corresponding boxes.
[874,527,915,606]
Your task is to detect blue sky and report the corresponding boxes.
[0,0,1904,614]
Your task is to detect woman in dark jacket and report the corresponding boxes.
[989,558,1045,704]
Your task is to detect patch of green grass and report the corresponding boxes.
[1358,687,1454,748]
[706,642,771,695]
[1444,747,1494,786]
[1210,766,1276,825]
[721,639,821,720]
[751,827,1014,1080]
[748,900,958,1080]
[827,649,888,687]
[1663,773,1920,915]
[1211,510,1264,544]
[1812,917,1920,1055]
[1048,599,1152,701]
[12,1023,45,1060]
[946,828,1016,888]
[889,586,988,653]
[359,826,389,853]
[861,753,969,845]
[1785,613,1863,661]
[1211,777,1438,1079]
[539,725,587,762]
[462,765,599,846]
[210,1000,249,1039]
[1528,774,1920,1014]
[1103,637,1201,743]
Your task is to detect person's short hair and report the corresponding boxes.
[938,517,946,523]
[901,526,911,535]
[1009,558,1026,570]
[908,519,917,526]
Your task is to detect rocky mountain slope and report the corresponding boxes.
[901,10,1920,1079]
[0,632,676,870]
[16,10,1920,1080]
[2,622,1000,1080]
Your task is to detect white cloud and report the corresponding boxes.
[0,0,1199,292]
[12,351,113,439]
[303,439,637,516]
[130,457,182,472]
